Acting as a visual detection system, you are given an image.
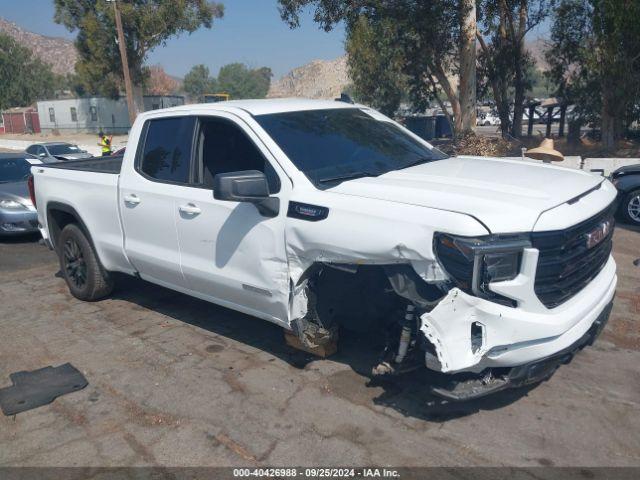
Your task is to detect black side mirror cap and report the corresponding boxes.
[213,170,279,217]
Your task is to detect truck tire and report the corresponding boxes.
[620,189,640,226]
[57,223,114,301]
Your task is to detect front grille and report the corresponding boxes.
[531,203,615,309]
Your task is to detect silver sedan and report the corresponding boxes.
[0,154,42,237]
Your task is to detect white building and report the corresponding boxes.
[36,95,184,134]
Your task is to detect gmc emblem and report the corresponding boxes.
[585,219,612,249]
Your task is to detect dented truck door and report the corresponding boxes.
[174,112,291,325]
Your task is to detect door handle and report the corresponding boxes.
[124,194,140,205]
[179,203,201,215]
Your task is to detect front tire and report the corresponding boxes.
[57,223,114,301]
[620,189,640,226]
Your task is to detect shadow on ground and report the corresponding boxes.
[0,232,41,244]
[107,274,537,423]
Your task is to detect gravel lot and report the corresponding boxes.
[0,227,639,467]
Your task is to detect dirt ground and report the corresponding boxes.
[0,227,638,468]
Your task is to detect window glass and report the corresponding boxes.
[48,144,80,155]
[140,117,195,183]
[197,118,280,193]
[255,108,448,187]
[0,158,32,183]
[26,145,35,154]
[70,107,77,122]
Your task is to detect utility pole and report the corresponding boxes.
[110,0,137,125]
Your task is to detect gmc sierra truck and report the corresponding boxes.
[30,99,618,400]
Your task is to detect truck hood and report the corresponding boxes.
[328,156,604,233]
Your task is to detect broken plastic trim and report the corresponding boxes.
[429,300,613,401]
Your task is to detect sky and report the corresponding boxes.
[0,0,346,79]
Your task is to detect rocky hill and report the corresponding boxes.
[268,56,350,99]
[527,37,550,71]
[0,17,77,75]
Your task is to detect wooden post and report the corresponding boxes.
[527,104,535,136]
[112,0,137,126]
[558,105,567,137]
[546,106,554,138]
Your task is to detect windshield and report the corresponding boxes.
[0,158,32,183]
[254,108,448,186]
[48,144,80,155]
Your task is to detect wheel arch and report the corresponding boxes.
[46,202,97,254]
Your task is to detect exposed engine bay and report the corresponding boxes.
[290,263,447,378]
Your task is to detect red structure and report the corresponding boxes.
[1,107,41,134]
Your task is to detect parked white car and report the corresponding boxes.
[30,99,617,400]
[477,111,501,126]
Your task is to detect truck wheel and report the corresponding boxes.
[620,189,640,226]
[57,223,114,301]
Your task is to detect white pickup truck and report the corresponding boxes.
[30,99,618,400]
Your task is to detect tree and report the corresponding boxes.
[183,64,217,101]
[0,33,58,109]
[278,0,474,136]
[459,0,477,131]
[146,65,178,96]
[53,0,224,98]
[344,16,406,116]
[477,0,552,138]
[217,63,272,99]
[547,0,640,149]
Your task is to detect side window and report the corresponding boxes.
[139,116,196,184]
[26,145,35,155]
[197,118,280,193]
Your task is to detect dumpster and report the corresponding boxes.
[403,116,436,140]
[435,115,452,138]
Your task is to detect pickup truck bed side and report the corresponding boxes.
[38,156,123,174]
[33,162,134,275]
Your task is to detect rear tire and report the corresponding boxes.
[57,223,114,301]
[620,189,640,226]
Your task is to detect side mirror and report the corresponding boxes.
[213,170,279,217]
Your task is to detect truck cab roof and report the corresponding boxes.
[143,98,361,117]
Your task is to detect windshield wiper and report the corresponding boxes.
[318,171,380,184]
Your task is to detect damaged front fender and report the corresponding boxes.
[285,191,490,325]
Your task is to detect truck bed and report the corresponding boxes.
[39,156,123,174]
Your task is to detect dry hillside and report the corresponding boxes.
[0,17,77,75]
[268,56,350,99]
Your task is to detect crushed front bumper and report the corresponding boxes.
[420,255,617,373]
[429,299,614,401]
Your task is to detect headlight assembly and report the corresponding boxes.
[0,199,27,210]
[434,233,531,307]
